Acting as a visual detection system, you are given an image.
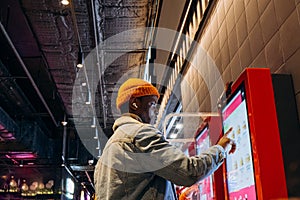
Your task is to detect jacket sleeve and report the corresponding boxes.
[133,124,226,187]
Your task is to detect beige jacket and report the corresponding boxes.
[94,113,226,200]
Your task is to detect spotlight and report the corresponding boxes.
[85,90,91,104]
[88,160,94,165]
[61,121,68,126]
[91,116,96,128]
[77,50,84,68]
[61,0,69,6]
[94,128,98,139]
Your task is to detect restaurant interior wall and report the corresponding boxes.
[178,0,300,197]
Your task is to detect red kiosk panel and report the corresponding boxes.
[177,116,225,200]
[221,68,287,200]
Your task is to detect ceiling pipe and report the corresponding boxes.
[91,0,107,128]
[69,0,107,129]
[0,22,59,127]
[61,114,67,164]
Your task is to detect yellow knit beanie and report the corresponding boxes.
[116,78,160,109]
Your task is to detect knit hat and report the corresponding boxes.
[116,78,160,109]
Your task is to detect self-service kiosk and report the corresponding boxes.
[221,68,287,200]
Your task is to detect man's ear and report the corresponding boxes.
[129,98,139,110]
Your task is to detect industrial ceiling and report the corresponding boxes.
[0,0,186,196]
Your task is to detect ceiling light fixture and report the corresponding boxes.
[9,176,18,192]
[61,0,70,6]
[93,128,98,139]
[19,160,24,167]
[61,121,68,126]
[76,49,84,68]
[91,116,96,128]
[85,90,91,104]
[21,180,29,192]
[88,159,94,165]
[97,141,101,156]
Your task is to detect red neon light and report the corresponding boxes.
[6,152,37,159]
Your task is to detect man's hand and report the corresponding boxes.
[217,127,236,154]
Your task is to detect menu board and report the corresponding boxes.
[195,127,214,200]
[222,85,257,200]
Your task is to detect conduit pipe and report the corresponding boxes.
[91,0,107,128]
[0,22,59,127]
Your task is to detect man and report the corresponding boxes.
[94,78,236,200]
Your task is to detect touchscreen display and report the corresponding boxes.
[195,127,214,200]
[222,85,257,200]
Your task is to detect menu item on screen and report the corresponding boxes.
[222,85,257,200]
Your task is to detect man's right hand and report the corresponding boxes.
[217,127,236,154]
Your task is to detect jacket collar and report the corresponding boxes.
[112,113,143,131]
[122,113,143,122]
